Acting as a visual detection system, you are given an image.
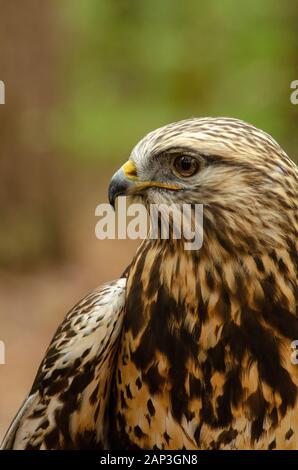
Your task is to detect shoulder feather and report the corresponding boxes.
[1,277,126,450]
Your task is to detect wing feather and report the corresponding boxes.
[1,278,126,449]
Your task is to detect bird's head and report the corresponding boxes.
[109,117,297,254]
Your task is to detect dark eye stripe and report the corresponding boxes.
[153,146,270,176]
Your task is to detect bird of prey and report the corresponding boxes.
[1,117,298,450]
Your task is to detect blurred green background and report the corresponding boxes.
[0,0,297,439]
[0,0,297,269]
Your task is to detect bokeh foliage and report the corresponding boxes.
[56,0,298,159]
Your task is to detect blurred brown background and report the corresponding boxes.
[0,0,297,440]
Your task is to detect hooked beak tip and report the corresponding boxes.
[108,165,137,208]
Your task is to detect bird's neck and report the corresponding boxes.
[125,236,297,347]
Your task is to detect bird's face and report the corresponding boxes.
[108,117,297,251]
[109,117,293,205]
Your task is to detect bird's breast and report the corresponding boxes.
[109,239,298,450]
[109,241,206,449]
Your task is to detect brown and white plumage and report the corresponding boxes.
[1,279,126,449]
[2,117,298,449]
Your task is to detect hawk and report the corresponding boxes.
[1,117,298,450]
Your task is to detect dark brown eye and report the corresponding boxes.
[173,155,199,177]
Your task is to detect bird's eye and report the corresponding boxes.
[173,156,199,177]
